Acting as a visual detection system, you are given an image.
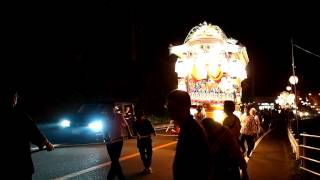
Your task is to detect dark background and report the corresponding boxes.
[2,1,319,121]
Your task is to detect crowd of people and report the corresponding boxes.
[167,90,267,180]
[6,86,271,180]
[3,86,157,180]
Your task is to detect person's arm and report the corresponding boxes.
[255,115,260,125]
[132,121,138,136]
[42,139,54,151]
[148,120,156,136]
[25,113,54,151]
[119,113,128,127]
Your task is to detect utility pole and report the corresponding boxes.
[291,38,299,138]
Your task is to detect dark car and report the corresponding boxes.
[56,103,113,144]
[55,102,136,144]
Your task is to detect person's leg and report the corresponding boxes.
[138,141,148,168]
[128,118,136,138]
[145,139,153,173]
[113,141,125,180]
[246,135,255,157]
[146,140,153,168]
[106,143,116,180]
[239,134,246,153]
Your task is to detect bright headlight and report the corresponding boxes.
[60,119,71,128]
[88,120,103,131]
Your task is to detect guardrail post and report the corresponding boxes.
[301,132,307,168]
[295,138,299,160]
[298,133,320,177]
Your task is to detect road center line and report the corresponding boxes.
[53,141,177,180]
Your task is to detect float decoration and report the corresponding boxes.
[170,21,249,106]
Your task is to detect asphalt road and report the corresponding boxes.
[32,134,177,179]
[33,124,299,179]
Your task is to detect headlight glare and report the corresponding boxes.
[60,119,71,128]
[88,120,103,131]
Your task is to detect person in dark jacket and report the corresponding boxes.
[167,90,210,180]
[2,87,54,179]
[132,110,156,174]
[202,118,248,180]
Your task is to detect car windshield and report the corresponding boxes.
[78,104,109,113]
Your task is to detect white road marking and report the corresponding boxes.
[156,134,179,137]
[50,129,272,179]
[53,141,177,180]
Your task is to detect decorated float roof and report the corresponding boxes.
[170,21,249,64]
[184,21,227,44]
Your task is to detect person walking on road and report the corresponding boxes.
[240,107,259,158]
[202,117,248,180]
[103,104,127,180]
[132,110,156,174]
[223,101,241,143]
[167,90,210,180]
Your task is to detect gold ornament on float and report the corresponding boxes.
[207,64,222,82]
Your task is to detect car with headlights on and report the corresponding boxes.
[57,102,114,143]
[56,101,137,144]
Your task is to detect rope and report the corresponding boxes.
[294,44,320,59]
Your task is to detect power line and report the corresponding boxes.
[293,44,320,59]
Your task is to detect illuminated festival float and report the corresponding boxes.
[169,22,249,122]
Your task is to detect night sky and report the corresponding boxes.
[3,1,320,119]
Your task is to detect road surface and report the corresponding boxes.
[32,132,177,179]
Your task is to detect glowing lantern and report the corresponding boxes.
[289,76,298,85]
[286,86,292,91]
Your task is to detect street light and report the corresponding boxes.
[289,76,298,102]
[289,74,298,135]
[289,75,298,85]
[286,86,292,91]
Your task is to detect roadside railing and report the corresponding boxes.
[299,133,320,177]
[288,128,299,160]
